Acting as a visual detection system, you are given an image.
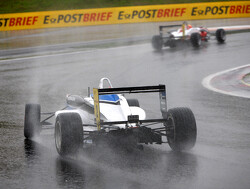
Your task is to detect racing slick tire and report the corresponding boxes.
[152,35,163,50]
[190,32,201,48]
[168,35,176,48]
[24,104,41,139]
[127,99,140,107]
[216,29,226,43]
[169,40,176,48]
[55,113,83,156]
[165,107,197,151]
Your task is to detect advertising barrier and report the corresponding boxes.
[0,1,250,31]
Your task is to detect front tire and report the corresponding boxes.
[216,29,226,43]
[127,99,140,107]
[55,113,83,156]
[190,32,201,48]
[165,107,197,151]
[152,35,163,50]
[24,104,41,139]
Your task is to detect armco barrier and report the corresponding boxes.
[0,1,250,31]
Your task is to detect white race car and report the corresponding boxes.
[152,22,226,50]
[24,78,197,156]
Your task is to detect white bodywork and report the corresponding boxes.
[171,27,200,39]
[55,78,146,132]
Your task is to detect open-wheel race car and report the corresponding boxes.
[24,78,197,156]
[152,21,226,50]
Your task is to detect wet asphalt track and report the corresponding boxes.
[0,23,250,189]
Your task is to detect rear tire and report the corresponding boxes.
[127,99,140,107]
[168,35,176,48]
[216,29,226,43]
[169,39,176,48]
[24,104,41,139]
[190,33,201,48]
[152,35,163,50]
[165,107,197,151]
[55,113,83,156]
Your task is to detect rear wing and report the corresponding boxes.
[159,24,182,31]
[159,22,187,38]
[93,85,167,130]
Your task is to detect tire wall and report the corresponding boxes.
[0,1,250,31]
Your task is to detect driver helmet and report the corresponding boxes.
[187,24,192,29]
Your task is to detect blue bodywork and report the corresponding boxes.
[91,94,120,103]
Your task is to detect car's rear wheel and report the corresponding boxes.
[216,28,226,43]
[190,32,201,48]
[165,107,197,151]
[152,35,163,50]
[55,113,83,156]
[168,35,176,48]
[127,99,140,107]
[24,104,41,139]
[169,39,176,48]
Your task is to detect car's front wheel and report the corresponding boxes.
[216,28,226,43]
[127,99,140,107]
[55,113,83,156]
[165,107,197,151]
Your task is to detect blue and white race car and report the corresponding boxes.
[24,78,197,156]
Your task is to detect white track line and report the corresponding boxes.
[202,64,250,99]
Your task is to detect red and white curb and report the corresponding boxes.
[202,64,250,99]
[241,73,250,87]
